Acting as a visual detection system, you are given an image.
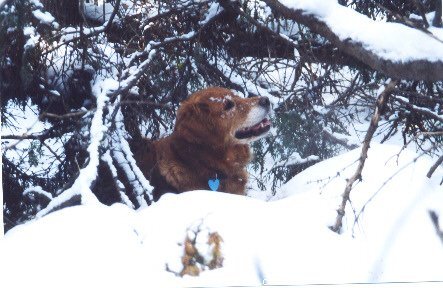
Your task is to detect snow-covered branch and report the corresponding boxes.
[262,0,443,81]
[35,79,117,218]
[322,129,359,150]
[392,95,443,123]
[23,186,53,201]
[41,0,121,56]
[110,105,153,207]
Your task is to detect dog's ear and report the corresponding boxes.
[192,102,211,116]
[195,102,210,114]
[176,101,199,123]
[175,102,204,130]
[174,100,216,140]
[176,101,208,124]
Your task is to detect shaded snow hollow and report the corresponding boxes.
[1,144,443,287]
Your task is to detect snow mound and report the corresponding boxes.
[1,144,443,287]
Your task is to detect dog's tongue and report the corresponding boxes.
[235,118,271,139]
[251,118,271,131]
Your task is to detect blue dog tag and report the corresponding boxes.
[208,178,220,191]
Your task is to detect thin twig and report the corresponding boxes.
[39,110,89,120]
[352,148,430,234]
[429,210,443,244]
[119,100,172,109]
[41,141,63,163]
[427,155,443,178]
[377,3,434,35]
[330,79,398,233]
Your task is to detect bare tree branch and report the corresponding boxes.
[411,0,430,28]
[330,79,398,233]
[262,0,443,81]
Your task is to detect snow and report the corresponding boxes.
[1,100,64,176]
[279,0,443,63]
[2,143,442,287]
[23,26,40,49]
[32,9,55,24]
[199,2,223,25]
[275,152,319,167]
[84,2,116,24]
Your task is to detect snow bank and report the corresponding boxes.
[1,144,442,287]
[280,0,443,63]
[277,144,443,283]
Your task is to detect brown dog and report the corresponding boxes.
[134,87,271,201]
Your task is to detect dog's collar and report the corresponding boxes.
[212,170,227,180]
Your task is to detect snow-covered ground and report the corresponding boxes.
[1,143,442,288]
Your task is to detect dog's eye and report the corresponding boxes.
[224,100,235,111]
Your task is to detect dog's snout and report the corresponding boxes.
[259,96,270,108]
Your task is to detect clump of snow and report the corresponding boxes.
[2,144,443,287]
[32,9,55,25]
[199,2,223,25]
[209,96,224,102]
[23,26,40,49]
[275,151,319,168]
[23,186,53,200]
[84,2,116,24]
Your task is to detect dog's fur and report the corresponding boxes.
[134,87,271,201]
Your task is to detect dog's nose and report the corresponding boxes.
[259,96,270,108]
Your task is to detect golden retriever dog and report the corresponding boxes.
[134,87,271,201]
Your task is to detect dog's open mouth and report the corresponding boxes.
[235,118,271,139]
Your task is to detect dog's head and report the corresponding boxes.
[175,87,272,146]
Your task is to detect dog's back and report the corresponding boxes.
[133,137,180,201]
